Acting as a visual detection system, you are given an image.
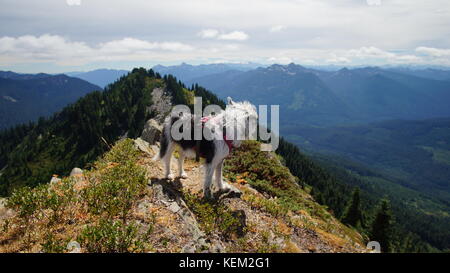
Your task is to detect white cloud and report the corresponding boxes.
[366,0,381,6]
[0,35,194,66]
[218,31,249,41]
[198,29,249,41]
[416,47,450,57]
[66,0,81,6]
[269,25,286,33]
[197,29,219,39]
[99,38,193,53]
[197,28,248,41]
[267,56,292,64]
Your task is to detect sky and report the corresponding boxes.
[0,0,450,73]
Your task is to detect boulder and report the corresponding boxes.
[70,167,83,177]
[50,176,61,184]
[141,119,162,145]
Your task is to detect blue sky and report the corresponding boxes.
[0,0,450,73]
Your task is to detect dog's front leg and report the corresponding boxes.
[177,151,188,179]
[163,142,175,180]
[203,163,215,199]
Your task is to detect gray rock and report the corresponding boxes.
[134,138,153,155]
[167,202,181,213]
[70,167,83,177]
[141,119,162,145]
[50,176,61,184]
[209,242,225,253]
[181,243,196,253]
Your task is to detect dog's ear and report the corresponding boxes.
[227,97,234,105]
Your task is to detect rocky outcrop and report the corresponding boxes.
[140,119,162,145]
[149,88,172,123]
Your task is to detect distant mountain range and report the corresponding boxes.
[152,62,264,83]
[1,66,450,251]
[387,67,450,82]
[0,71,101,129]
[67,69,129,88]
[186,64,450,126]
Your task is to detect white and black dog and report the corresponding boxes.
[154,97,258,199]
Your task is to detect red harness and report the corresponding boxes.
[200,116,233,153]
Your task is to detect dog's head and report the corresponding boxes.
[224,97,258,147]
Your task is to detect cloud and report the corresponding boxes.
[267,56,292,64]
[66,0,81,6]
[346,46,421,63]
[0,35,193,66]
[197,29,219,39]
[416,47,450,57]
[218,31,249,41]
[366,0,381,6]
[99,38,193,53]
[198,29,249,41]
[269,25,286,33]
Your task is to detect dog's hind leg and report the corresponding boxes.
[203,163,215,199]
[215,159,235,193]
[178,150,188,179]
[162,141,176,180]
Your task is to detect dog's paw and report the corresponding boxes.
[165,173,175,180]
[217,183,242,199]
[179,172,188,179]
[203,188,213,200]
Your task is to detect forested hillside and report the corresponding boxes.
[0,73,101,129]
[0,68,223,196]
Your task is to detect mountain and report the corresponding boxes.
[0,66,446,252]
[188,64,450,125]
[184,63,450,251]
[0,71,54,80]
[67,69,129,88]
[387,67,450,82]
[152,62,263,83]
[187,63,352,126]
[0,68,368,253]
[317,67,450,122]
[283,118,450,201]
[0,73,101,130]
[0,138,367,253]
[0,68,223,196]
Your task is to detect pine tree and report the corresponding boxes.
[342,187,363,228]
[370,199,393,252]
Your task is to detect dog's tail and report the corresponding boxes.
[152,115,179,161]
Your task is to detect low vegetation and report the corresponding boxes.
[0,139,152,253]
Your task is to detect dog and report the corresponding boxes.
[154,97,258,199]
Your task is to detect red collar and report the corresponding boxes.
[223,134,233,153]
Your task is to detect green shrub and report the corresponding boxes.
[82,161,146,219]
[41,233,68,253]
[82,139,147,220]
[183,191,246,239]
[6,184,47,220]
[78,219,145,253]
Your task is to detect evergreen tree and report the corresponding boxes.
[342,188,363,228]
[370,199,393,252]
